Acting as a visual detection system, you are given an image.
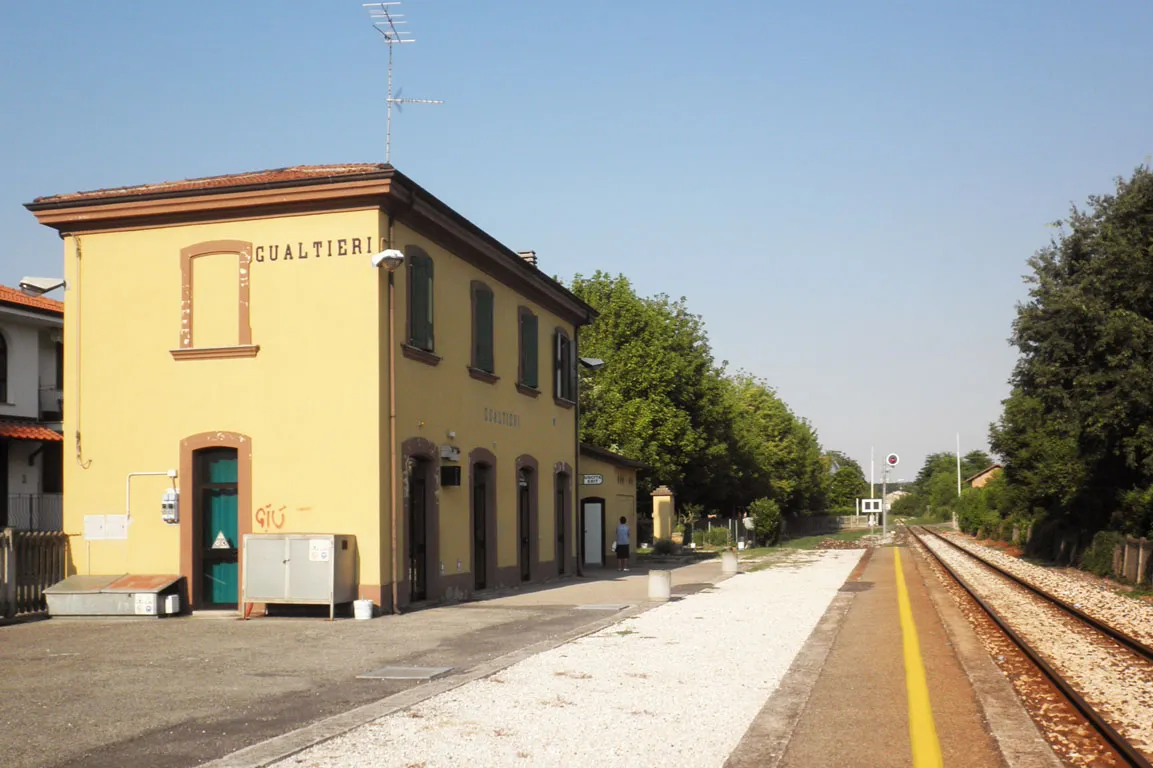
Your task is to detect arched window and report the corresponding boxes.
[171,240,258,360]
[406,246,435,353]
[0,331,8,402]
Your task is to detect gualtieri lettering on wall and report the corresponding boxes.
[254,236,386,263]
[484,407,520,428]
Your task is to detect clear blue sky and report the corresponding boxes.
[3,1,1152,479]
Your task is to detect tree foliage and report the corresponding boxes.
[823,451,868,514]
[991,166,1153,539]
[892,449,992,521]
[571,272,832,519]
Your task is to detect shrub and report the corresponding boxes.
[701,526,731,547]
[748,497,782,545]
[652,538,676,556]
[1080,530,1125,577]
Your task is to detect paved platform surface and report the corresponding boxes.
[727,545,1060,768]
[0,559,721,768]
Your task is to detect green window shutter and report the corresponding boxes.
[522,313,538,388]
[475,289,494,373]
[553,331,562,399]
[567,335,577,401]
[410,255,434,351]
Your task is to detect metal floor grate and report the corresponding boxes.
[357,665,454,680]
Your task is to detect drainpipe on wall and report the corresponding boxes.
[64,233,91,470]
[387,216,400,615]
[574,323,583,579]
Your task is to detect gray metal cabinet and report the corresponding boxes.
[241,533,357,620]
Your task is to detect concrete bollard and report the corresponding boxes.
[721,550,739,574]
[648,570,672,601]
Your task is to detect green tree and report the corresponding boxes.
[823,451,869,514]
[748,497,782,545]
[991,166,1153,539]
[729,373,826,516]
[573,274,756,513]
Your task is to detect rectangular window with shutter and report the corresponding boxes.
[471,282,495,375]
[519,308,538,389]
[407,249,435,352]
[554,329,575,402]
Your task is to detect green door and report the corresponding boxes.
[196,448,239,608]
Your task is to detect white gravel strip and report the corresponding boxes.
[940,532,1153,647]
[922,535,1153,754]
[273,551,863,768]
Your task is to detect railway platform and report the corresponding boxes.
[726,545,1062,768]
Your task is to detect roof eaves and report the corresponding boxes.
[25,164,395,211]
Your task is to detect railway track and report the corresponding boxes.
[909,525,1153,768]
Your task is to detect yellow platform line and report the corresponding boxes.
[895,547,944,768]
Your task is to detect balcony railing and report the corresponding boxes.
[38,386,63,420]
[4,494,63,532]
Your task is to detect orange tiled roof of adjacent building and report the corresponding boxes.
[0,285,63,315]
[34,163,391,204]
[0,420,64,441]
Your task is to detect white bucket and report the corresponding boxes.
[648,570,672,601]
[737,541,746,550]
[353,599,375,620]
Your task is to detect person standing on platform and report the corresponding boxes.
[615,516,631,572]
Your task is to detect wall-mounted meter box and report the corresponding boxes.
[162,489,179,524]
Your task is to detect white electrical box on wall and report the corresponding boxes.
[161,489,179,524]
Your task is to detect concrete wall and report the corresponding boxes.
[0,318,44,418]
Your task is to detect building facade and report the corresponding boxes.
[0,286,64,530]
[966,464,1003,489]
[576,443,644,568]
[28,164,595,612]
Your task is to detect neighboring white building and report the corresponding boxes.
[0,285,63,530]
[884,490,909,511]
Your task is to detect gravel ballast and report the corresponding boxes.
[921,535,1153,755]
[941,532,1153,646]
[272,551,864,768]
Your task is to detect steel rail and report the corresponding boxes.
[919,526,1153,663]
[910,526,1152,768]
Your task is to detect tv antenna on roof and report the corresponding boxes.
[364,1,443,164]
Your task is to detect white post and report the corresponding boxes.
[870,446,875,499]
[956,433,962,497]
[881,467,888,537]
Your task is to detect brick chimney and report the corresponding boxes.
[517,250,538,267]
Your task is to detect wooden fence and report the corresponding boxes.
[1,528,69,619]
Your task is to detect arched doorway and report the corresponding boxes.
[408,458,431,602]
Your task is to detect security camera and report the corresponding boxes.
[371,249,405,271]
[19,276,67,297]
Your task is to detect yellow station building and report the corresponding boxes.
[27,163,600,613]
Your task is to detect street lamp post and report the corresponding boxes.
[575,355,604,578]
[371,249,405,613]
[19,277,66,297]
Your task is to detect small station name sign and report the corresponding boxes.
[582,474,604,486]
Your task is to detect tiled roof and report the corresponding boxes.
[0,285,63,315]
[0,420,63,441]
[34,163,391,204]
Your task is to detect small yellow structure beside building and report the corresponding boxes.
[27,163,597,612]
